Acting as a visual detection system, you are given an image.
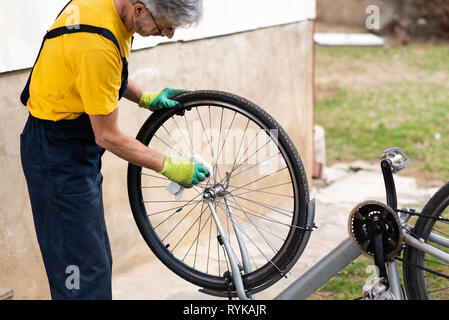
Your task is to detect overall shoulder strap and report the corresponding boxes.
[45,25,124,58]
[45,25,129,99]
[20,1,128,106]
[44,25,128,99]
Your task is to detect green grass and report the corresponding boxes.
[308,254,406,300]
[311,43,449,299]
[308,256,373,300]
[315,44,449,179]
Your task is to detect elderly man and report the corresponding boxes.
[20,0,206,299]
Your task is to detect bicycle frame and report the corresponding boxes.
[275,148,449,300]
[197,147,449,300]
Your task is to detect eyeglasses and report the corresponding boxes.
[147,9,163,36]
[147,9,177,37]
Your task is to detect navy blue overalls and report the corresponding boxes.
[20,1,129,299]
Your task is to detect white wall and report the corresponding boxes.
[0,0,316,73]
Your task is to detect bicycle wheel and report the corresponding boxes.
[127,90,310,294]
[403,182,449,299]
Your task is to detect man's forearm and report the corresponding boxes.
[89,110,164,172]
[101,130,164,172]
[123,79,143,104]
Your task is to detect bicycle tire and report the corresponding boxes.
[127,90,310,294]
[403,181,449,300]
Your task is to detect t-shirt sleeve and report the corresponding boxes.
[71,48,122,115]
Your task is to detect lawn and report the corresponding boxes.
[308,256,374,300]
[311,42,449,299]
[315,43,449,181]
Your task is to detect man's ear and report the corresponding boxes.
[133,2,147,18]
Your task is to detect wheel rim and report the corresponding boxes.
[131,93,307,291]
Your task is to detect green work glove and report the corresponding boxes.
[139,88,188,111]
[157,156,209,188]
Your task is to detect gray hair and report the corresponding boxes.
[130,0,203,27]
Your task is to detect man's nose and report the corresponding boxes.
[163,28,175,39]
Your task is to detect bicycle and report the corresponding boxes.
[127,90,449,300]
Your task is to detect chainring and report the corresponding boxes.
[348,200,403,260]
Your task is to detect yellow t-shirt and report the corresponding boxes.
[28,0,134,121]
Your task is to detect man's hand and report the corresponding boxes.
[139,88,188,111]
[158,156,209,188]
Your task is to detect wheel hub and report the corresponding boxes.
[203,184,227,201]
[203,172,231,201]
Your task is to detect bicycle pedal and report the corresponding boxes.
[379,147,410,173]
[362,277,392,300]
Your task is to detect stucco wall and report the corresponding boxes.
[0,21,314,299]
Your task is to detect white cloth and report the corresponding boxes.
[166,154,213,200]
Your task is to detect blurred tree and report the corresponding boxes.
[412,0,449,38]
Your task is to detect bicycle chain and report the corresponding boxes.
[395,256,449,280]
[395,208,449,223]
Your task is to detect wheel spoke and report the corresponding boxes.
[213,110,237,181]
[228,194,278,255]
[160,200,202,241]
[229,118,251,173]
[195,107,223,182]
[230,128,262,175]
[153,193,203,229]
[192,201,206,267]
[170,116,195,157]
[227,166,289,195]
[141,172,169,180]
[147,202,200,217]
[230,151,281,180]
[153,134,184,157]
[229,132,273,177]
[231,182,293,198]
[223,197,299,230]
[232,194,293,217]
[216,198,283,274]
[183,111,196,155]
[173,202,209,254]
